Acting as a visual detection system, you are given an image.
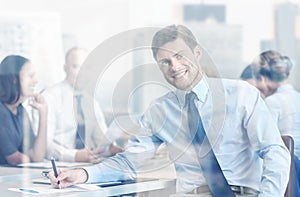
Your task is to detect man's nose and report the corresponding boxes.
[170,57,180,70]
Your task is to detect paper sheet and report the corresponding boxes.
[17,161,92,169]
[8,184,100,195]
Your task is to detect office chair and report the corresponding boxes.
[281,135,294,197]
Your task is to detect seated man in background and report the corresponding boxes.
[43,47,122,162]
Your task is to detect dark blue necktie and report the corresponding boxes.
[187,92,234,197]
[75,95,85,149]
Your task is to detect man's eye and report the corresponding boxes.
[176,54,183,60]
[160,60,170,66]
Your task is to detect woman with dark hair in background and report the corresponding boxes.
[0,55,47,165]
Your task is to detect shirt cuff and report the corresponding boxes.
[83,165,103,183]
[83,161,134,184]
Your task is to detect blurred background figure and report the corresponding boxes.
[251,50,300,195]
[0,55,48,165]
[43,47,122,163]
[250,50,282,98]
[251,50,300,157]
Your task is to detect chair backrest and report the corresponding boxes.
[281,135,294,197]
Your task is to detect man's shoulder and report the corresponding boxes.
[208,77,257,91]
[43,81,67,97]
[207,77,251,87]
[206,77,260,102]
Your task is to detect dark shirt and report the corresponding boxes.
[0,102,35,165]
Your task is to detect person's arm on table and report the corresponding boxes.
[49,135,162,188]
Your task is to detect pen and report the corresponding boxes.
[19,188,39,194]
[50,157,61,189]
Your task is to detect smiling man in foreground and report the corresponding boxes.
[49,25,290,196]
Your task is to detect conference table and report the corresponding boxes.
[0,153,176,196]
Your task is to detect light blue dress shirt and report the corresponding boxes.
[84,77,290,196]
[265,83,300,158]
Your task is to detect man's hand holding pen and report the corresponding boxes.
[50,158,61,189]
[49,168,88,189]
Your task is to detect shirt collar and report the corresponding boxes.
[63,79,83,96]
[193,75,209,103]
[176,75,209,107]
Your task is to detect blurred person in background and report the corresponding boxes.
[43,47,122,163]
[0,55,47,165]
[251,50,300,158]
[251,50,300,195]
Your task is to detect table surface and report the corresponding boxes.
[0,154,177,196]
[0,166,42,182]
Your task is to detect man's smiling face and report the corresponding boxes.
[156,38,203,91]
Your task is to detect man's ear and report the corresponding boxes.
[193,45,202,61]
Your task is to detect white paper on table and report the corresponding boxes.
[8,184,100,195]
[17,161,92,169]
